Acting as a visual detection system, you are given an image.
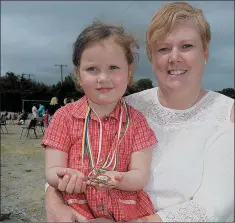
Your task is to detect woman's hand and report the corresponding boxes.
[131,214,162,222]
[45,186,87,222]
[87,218,114,222]
[47,202,87,222]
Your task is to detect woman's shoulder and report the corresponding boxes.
[206,90,234,123]
[124,87,157,111]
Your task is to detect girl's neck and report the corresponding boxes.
[157,87,207,110]
[88,99,119,118]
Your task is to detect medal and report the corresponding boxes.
[81,99,130,184]
[88,168,111,184]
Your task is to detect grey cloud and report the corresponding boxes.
[1,1,234,89]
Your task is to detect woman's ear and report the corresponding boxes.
[128,64,134,81]
[127,64,134,88]
[204,45,209,62]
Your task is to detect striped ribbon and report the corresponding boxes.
[81,99,129,172]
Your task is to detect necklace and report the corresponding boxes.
[81,98,130,184]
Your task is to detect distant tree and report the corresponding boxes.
[4,70,233,112]
[217,88,235,99]
[135,78,154,92]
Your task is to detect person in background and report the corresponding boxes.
[48,97,60,123]
[38,104,45,117]
[32,103,39,120]
[44,2,234,222]
[44,109,49,128]
[63,98,68,106]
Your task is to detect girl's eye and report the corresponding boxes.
[158,47,169,52]
[109,65,119,70]
[86,67,97,71]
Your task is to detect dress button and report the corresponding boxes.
[104,117,108,121]
[98,204,104,211]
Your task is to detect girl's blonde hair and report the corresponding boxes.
[146,2,211,61]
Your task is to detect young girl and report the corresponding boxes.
[42,21,157,222]
[43,109,49,128]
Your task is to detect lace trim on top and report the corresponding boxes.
[126,88,230,127]
[158,200,218,222]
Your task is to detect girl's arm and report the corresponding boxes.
[45,147,87,194]
[116,146,153,191]
[45,147,68,188]
[93,146,153,191]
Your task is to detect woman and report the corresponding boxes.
[44,2,234,222]
[48,97,60,123]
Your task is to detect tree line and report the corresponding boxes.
[0,72,155,112]
[1,72,234,112]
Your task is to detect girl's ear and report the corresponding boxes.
[74,67,82,87]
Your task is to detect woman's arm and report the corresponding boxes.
[131,214,162,222]
[45,185,87,222]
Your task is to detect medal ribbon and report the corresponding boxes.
[81,99,129,171]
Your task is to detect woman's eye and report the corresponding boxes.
[109,65,119,70]
[182,44,193,49]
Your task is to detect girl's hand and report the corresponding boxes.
[86,171,123,190]
[56,168,87,194]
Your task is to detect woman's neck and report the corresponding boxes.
[157,87,207,110]
[88,99,119,118]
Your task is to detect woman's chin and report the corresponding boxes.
[165,79,188,90]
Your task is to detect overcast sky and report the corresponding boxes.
[1,1,234,91]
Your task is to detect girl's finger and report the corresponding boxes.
[74,176,83,193]
[65,175,77,194]
[90,182,99,187]
[58,174,70,191]
[56,168,67,177]
[81,181,87,193]
[115,173,123,181]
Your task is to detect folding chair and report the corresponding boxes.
[36,117,45,134]
[37,119,45,135]
[0,116,8,134]
[20,119,37,139]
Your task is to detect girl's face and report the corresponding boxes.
[151,21,208,93]
[78,37,132,107]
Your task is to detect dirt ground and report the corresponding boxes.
[1,123,45,222]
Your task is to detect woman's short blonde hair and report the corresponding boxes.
[146,2,211,61]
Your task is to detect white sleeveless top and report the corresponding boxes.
[125,88,234,222]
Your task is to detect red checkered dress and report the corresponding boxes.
[42,96,157,222]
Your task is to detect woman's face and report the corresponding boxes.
[151,21,208,92]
